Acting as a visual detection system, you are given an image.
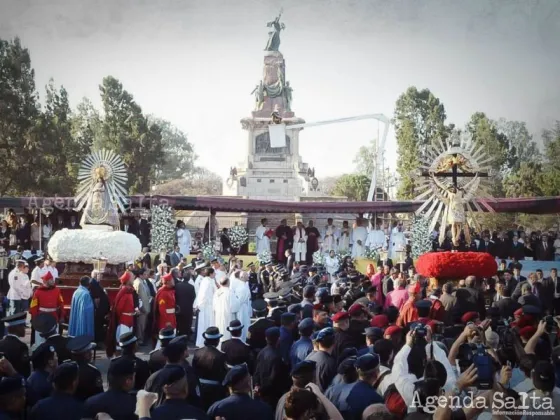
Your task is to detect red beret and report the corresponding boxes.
[519,326,537,340]
[162,273,174,284]
[514,308,524,317]
[313,304,328,313]
[332,311,350,323]
[426,320,440,331]
[384,325,403,337]
[119,271,132,285]
[461,311,479,324]
[386,389,408,418]
[517,314,534,329]
[41,271,53,283]
[348,303,365,317]
[370,314,389,328]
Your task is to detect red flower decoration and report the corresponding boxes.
[416,252,497,279]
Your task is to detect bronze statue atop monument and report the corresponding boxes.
[265,11,285,52]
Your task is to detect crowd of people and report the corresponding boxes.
[0,235,559,419]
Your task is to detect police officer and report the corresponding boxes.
[247,299,274,353]
[192,327,227,410]
[0,375,27,419]
[148,327,176,374]
[33,313,71,363]
[145,335,202,408]
[278,312,296,365]
[221,320,253,373]
[343,354,383,419]
[113,332,150,390]
[357,327,384,357]
[149,364,208,420]
[208,364,274,420]
[67,335,103,401]
[305,327,337,391]
[27,343,57,407]
[290,318,314,367]
[84,356,137,420]
[0,313,30,377]
[332,311,356,363]
[29,362,86,420]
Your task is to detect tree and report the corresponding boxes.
[503,161,544,198]
[331,174,370,201]
[541,121,560,196]
[98,76,164,194]
[353,139,377,176]
[147,116,196,183]
[394,87,448,199]
[497,119,540,173]
[0,37,41,196]
[153,168,223,196]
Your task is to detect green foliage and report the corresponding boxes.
[394,87,449,199]
[541,122,560,196]
[148,116,197,183]
[497,119,540,173]
[353,139,377,176]
[332,174,370,201]
[98,76,164,194]
[503,161,544,198]
[411,215,432,259]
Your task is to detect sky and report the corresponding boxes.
[1,0,560,182]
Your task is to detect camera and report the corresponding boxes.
[411,322,428,339]
[544,315,557,334]
[473,344,494,390]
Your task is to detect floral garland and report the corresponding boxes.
[364,247,379,261]
[411,215,433,259]
[201,242,217,261]
[336,248,352,262]
[312,250,325,265]
[228,225,249,252]
[416,251,497,279]
[150,205,175,252]
[257,249,272,265]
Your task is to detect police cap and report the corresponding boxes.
[290,360,316,377]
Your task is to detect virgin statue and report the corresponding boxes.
[80,166,120,228]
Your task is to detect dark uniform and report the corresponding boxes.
[306,349,337,391]
[248,317,275,351]
[253,340,291,408]
[0,334,30,378]
[27,370,52,407]
[333,327,357,363]
[221,338,253,372]
[148,348,166,374]
[84,389,137,420]
[151,399,209,420]
[208,393,274,420]
[43,334,71,363]
[192,343,228,410]
[67,336,104,401]
[32,313,71,363]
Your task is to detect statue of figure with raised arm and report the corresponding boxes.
[265,12,285,52]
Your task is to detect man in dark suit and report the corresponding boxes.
[492,283,520,319]
[121,218,138,236]
[512,263,526,284]
[169,246,183,267]
[247,300,275,353]
[68,215,82,230]
[285,249,295,273]
[175,269,196,337]
[376,257,393,270]
[512,272,542,302]
[463,276,486,319]
[494,232,510,260]
[509,235,526,260]
[221,320,253,373]
[541,268,560,315]
[534,234,554,261]
[477,234,496,256]
[137,217,150,248]
[141,247,152,269]
[518,282,542,308]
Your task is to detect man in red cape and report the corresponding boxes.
[106,271,139,357]
[29,271,65,345]
[152,273,177,346]
[396,282,421,327]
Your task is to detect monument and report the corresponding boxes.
[223,13,321,201]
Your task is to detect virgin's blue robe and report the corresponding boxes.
[68,285,95,338]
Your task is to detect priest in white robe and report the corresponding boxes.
[389,224,407,260]
[365,222,386,250]
[213,275,240,346]
[338,221,353,251]
[352,219,368,258]
[176,222,192,257]
[255,218,271,254]
[293,221,307,262]
[194,269,217,348]
[324,250,340,282]
[321,218,339,253]
[231,270,251,341]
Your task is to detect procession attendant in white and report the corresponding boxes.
[389,224,407,260]
[44,258,58,279]
[255,218,271,254]
[351,219,368,258]
[324,250,340,282]
[30,257,48,290]
[338,221,353,251]
[7,260,31,315]
[213,275,240,346]
[194,268,217,348]
[365,222,386,250]
[176,221,192,257]
[293,221,308,262]
[321,218,339,253]
[230,270,252,342]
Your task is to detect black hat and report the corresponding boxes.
[108,356,136,377]
[281,312,296,323]
[161,364,186,385]
[32,313,57,334]
[247,262,255,268]
[415,300,433,310]
[223,364,249,387]
[51,362,79,386]
[298,318,314,331]
[202,327,223,340]
[355,353,380,372]
[532,361,555,391]
[522,305,542,316]
[31,343,56,366]
[2,312,27,328]
[288,303,302,314]
[364,327,384,340]
[67,336,96,354]
[158,327,176,341]
[263,291,280,301]
[0,376,25,395]
[338,356,358,375]
[321,295,334,305]
[252,299,267,314]
[227,320,244,332]
[290,360,316,377]
[162,335,188,358]
[118,332,138,348]
[265,326,280,339]
[339,347,358,362]
[333,295,343,304]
